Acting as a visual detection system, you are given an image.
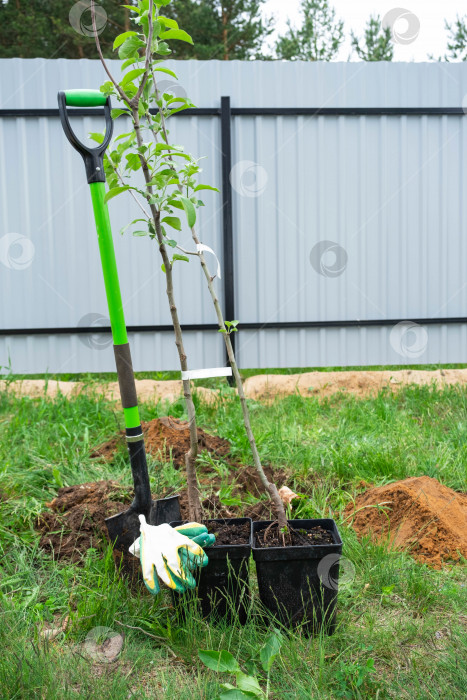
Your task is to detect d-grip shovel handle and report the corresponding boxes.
[57,90,113,184]
[58,88,152,520]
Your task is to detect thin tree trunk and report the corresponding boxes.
[191,239,288,530]
[147,85,288,530]
[132,108,202,522]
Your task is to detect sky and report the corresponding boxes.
[263,0,467,61]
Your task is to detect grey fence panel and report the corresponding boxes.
[1,59,467,373]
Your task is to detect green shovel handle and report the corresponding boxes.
[64,89,107,107]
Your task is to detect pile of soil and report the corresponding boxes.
[255,523,335,548]
[345,476,467,568]
[36,421,288,562]
[36,466,282,562]
[91,417,231,468]
[7,368,467,403]
[206,520,251,546]
[37,481,129,562]
[242,368,467,401]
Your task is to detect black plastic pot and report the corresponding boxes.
[171,518,252,625]
[252,519,343,634]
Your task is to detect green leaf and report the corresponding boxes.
[259,630,283,673]
[219,690,258,700]
[113,31,137,50]
[160,28,193,44]
[161,264,166,273]
[88,132,104,144]
[104,185,130,203]
[121,68,147,86]
[172,253,189,263]
[166,239,177,248]
[125,153,142,171]
[162,216,181,231]
[121,56,142,70]
[154,66,178,79]
[159,16,178,29]
[180,196,196,228]
[198,650,240,673]
[235,673,263,696]
[194,184,219,193]
[119,35,145,60]
[111,108,129,119]
[155,40,171,55]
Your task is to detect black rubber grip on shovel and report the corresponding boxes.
[114,343,138,408]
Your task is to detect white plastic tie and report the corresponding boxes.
[196,243,221,279]
[181,367,233,380]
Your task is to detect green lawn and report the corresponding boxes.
[0,383,466,699]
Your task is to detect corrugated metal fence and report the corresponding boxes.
[1,59,467,373]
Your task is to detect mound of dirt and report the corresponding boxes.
[0,378,217,405]
[91,417,231,468]
[242,368,467,401]
[37,481,129,562]
[36,460,284,563]
[345,476,467,568]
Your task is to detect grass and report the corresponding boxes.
[0,382,466,698]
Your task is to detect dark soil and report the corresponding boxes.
[255,523,335,548]
[90,417,231,468]
[37,420,289,563]
[36,481,129,562]
[204,520,251,546]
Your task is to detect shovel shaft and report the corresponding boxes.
[88,181,152,516]
[58,91,152,519]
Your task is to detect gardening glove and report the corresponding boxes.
[129,515,215,595]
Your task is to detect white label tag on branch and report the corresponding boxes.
[196,243,221,279]
[181,367,233,380]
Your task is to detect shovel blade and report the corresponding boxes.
[105,495,181,553]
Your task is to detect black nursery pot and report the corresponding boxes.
[171,518,252,625]
[252,519,343,635]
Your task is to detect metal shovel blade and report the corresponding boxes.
[105,495,181,553]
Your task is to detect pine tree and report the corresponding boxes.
[0,0,130,59]
[443,15,467,61]
[351,16,394,62]
[164,0,272,60]
[275,0,344,61]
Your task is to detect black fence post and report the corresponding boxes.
[220,96,236,376]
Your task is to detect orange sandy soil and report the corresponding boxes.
[345,476,467,568]
[3,368,467,403]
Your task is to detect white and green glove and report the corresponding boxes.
[129,515,215,594]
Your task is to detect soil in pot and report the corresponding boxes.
[252,519,342,635]
[205,520,251,546]
[171,517,252,625]
[255,523,335,548]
